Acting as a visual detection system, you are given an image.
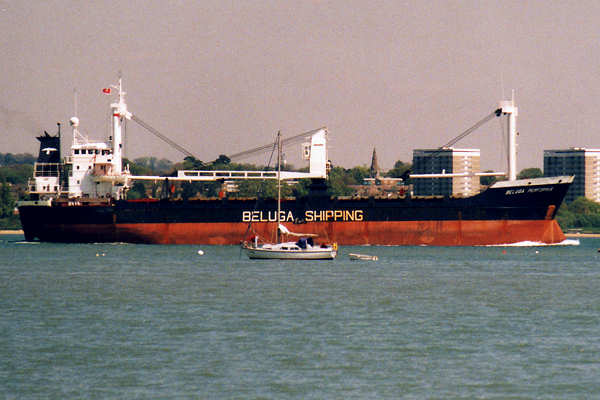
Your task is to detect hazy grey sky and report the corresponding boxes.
[2,0,600,171]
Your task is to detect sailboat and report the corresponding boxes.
[241,132,338,260]
[242,223,338,260]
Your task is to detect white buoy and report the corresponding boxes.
[197,250,204,256]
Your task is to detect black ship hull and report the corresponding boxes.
[18,176,572,246]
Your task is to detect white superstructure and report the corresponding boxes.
[24,77,330,203]
[65,79,130,200]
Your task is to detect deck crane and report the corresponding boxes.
[410,94,519,181]
[125,115,330,182]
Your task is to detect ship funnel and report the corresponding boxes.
[36,131,61,163]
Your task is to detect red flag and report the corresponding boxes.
[102,88,111,94]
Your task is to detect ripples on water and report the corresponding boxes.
[1,234,600,399]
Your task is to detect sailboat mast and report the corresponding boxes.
[276,130,281,243]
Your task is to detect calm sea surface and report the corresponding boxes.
[2,233,600,399]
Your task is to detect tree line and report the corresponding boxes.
[125,156,411,200]
[0,152,599,232]
[0,153,36,166]
[0,153,35,228]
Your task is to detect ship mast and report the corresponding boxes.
[110,77,131,175]
[70,89,85,146]
[276,130,282,244]
[411,93,518,182]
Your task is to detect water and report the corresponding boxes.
[2,234,600,399]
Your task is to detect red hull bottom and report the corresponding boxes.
[44,220,567,246]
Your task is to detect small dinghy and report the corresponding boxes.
[348,253,378,261]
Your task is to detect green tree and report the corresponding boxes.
[556,201,576,230]
[347,166,370,184]
[234,180,292,199]
[132,157,174,175]
[182,156,206,170]
[479,171,498,187]
[517,167,543,179]
[0,179,15,218]
[0,152,36,166]
[126,181,147,200]
[292,179,311,198]
[181,182,200,200]
[124,158,153,176]
[213,154,231,166]
[327,166,355,196]
[0,164,34,185]
[386,160,412,181]
[556,197,600,231]
[568,197,600,214]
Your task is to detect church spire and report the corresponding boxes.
[370,147,380,179]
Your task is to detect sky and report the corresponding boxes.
[2,0,600,172]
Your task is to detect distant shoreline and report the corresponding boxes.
[565,233,600,238]
[0,230,23,235]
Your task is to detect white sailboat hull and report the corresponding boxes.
[242,241,337,260]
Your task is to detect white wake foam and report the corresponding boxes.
[485,239,580,247]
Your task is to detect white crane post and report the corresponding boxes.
[309,128,328,177]
[499,92,518,181]
[110,78,131,175]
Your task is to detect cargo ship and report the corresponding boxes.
[17,80,573,245]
